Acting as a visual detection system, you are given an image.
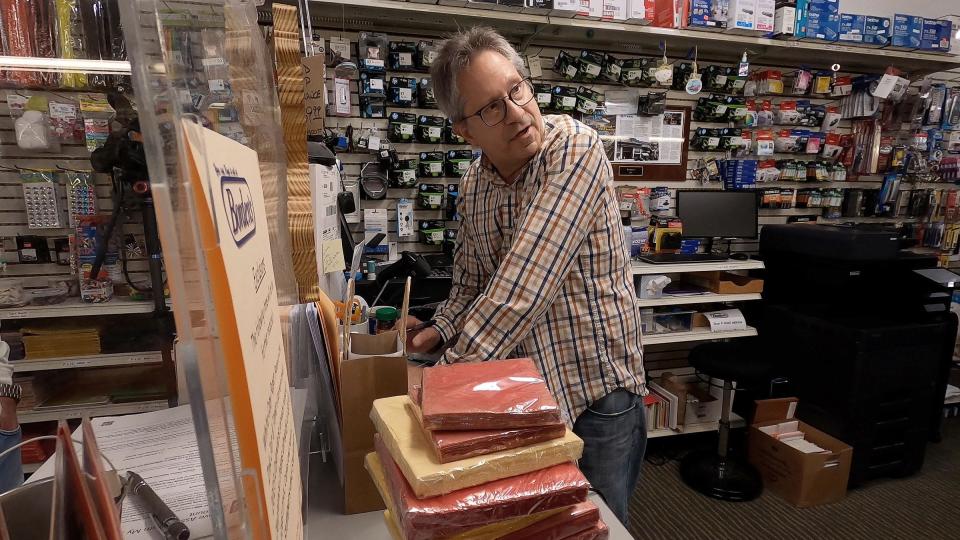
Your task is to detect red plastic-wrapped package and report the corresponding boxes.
[501,501,600,540]
[375,436,589,540]
[0,0,41,86]
[562,519,609,540]
[409,385,566,463]
[420,358,562,430]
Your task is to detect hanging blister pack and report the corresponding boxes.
[418,79,437,109]
[389,41,418,71]
[389,77,418,107]
[360,72,387,97]
[416,40,439,70]
[575,87,604,114]
[359,32,388,73]
[419,152,445,178]
[554,51,579,80]
[601,54,622,83]
[444,120,467,145]
[577,50,605,81]
[21,170,64,229]
[418,184,446,210]
[64,170,97,227]
[416,115,445,144]
[419,220,446,245]
[388,112,417,143]
[446,184,459,221]
[397,199,415,238]
[390,158,419,188]
[552,85,578,112]
[620,58,655,87]
[534,82,554,110]
[446,150,474,177]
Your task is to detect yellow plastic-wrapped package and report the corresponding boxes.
[370,395,583,498]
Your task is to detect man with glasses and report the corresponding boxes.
[405,27,647,524]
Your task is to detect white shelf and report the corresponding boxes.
[0,56,131,74]
[307,0,960,75]
[648,413,746,439]
[12,351,163,373]
[643,326,758,345]
[817,216,920,224]
[632,259,764,275]
[636,293,762,307]
[18,400,168,424]
[0,297,157,320]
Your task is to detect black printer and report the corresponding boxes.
[755,224,958,486]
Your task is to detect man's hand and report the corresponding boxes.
[404,316,443,353]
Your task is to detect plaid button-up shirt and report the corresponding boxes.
[434,114,647,425]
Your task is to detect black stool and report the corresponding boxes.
[679,339,769,502]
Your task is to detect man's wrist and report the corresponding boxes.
[432,316,456,343]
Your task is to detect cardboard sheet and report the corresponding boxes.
[374,439,588,539]
[371,395,583,498]
[408,390,566,463]
[366,452,568,540]
[420,358,562,430]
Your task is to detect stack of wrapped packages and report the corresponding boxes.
[365,358,610,540]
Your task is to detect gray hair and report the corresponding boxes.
[430,27,526,122]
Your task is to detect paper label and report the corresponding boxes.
[608,63,622,77]
[537,93,552,105]
[400,123,414,135]
[708,137,721,147]
[399,87,413,101]
[702,309,748,332]
[561,96,577,107]
[202,57,225,67]
[527,56,543,78]
[365,58,385,69]
[457,161,469,171]
[715,104,728,115]
[565,64,578,78]
[401,170,416,182]
[399,52,413,66]
[428,126,442,138]
[584,63,601,77]
[329,37,351,60]
[428,162,442,173]
[49,102,77,120]
[428,194,442,205]
[370,78,384,91]
[368,135,381,151]
[430,230,444,242]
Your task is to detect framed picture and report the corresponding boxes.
[606,107,691,182]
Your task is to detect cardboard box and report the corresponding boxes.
[551,0,581,16]
[602,0,629,20]
[774,6,795,35]
[684,271,764,294]
[863,16,891,46]
[755,0,775,33]
[575,0,604,18]
[893,14,923,48]
[748,398,853,507]
[921,19,953,51]
[838,13,866,43]
[687,0,729,29]
[627,0,654,23]
[654,372,732,427]
[728,0,757,32]
[523,0,555,13]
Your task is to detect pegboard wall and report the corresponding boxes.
[0,91,153,292]
[314,26,959,265]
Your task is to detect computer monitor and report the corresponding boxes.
[675,190,759,239]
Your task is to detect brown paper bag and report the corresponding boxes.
[337,278,410,514]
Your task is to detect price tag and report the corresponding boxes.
[367,135,381,151]
[527,55,543,78]
[400,123,414,135]
[365,58,385,69]
[399,52,413,66]
[399,87,413,101]
[428,194,442,205]
[49,102,77,120]
[66,359,94,369]
[2,310,26,320]
[428,126,442,138]
[202,57,225,67]
[370,78,384,91]
[429,162,442,173]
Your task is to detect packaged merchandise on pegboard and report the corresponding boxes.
[359,32,389,73]
[445,150,473,177]
[416,41,439,70]
[416,115,445,144]
[417,183,445,209]
[446,184,459,221]
[63,170,97,227]
[418,152,445,178]
[419,220,445,245]
[21,170,65,229]
[390,158,418,188]
[388,112,417,143]
[443,120,467,145]
[388,77,418,107]
[389,41,418,71]
[418,78,437,109]
[75,215,120,303]
[9,94,61,153]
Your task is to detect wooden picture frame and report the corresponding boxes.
[611,106,692,183]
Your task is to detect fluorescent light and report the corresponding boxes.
[0,56,131,74]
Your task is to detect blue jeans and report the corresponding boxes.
[573,389,647,525]
[0,427,22,494]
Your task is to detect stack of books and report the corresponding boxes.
[366,358,609,539]
[21,324,100,359]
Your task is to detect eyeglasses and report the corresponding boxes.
[462,78,535,127]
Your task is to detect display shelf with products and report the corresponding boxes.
[635,292,762,308]
[643,326,758,345]
[0,297,158,320]
[11,350,163,373]
[647,412,746,439]
[632,259,765,275]
[17,400,168,424]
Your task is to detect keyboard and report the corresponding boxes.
[639,253,732,264]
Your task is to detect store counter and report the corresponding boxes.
[307,452,637,539]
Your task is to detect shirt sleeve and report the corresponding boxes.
[432,195,488,342]
[442,129,607,363]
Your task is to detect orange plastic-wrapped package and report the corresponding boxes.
[420,358,562,430]
[374,436,588,540]
[500,501,601,540]
[409,386,566,463]
[562,520,609,540]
